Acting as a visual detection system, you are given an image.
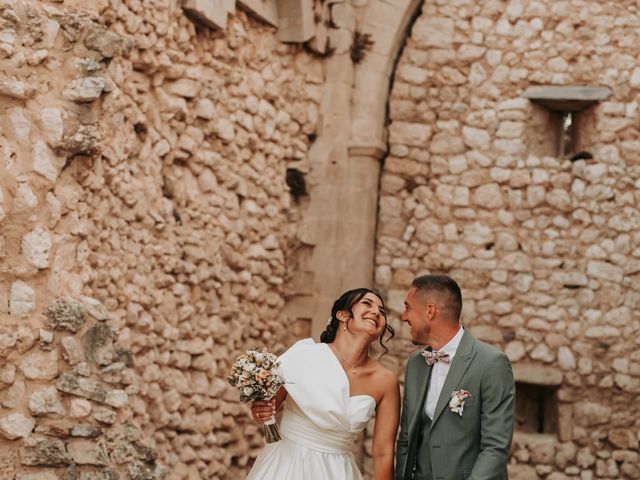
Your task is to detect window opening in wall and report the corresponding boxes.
[552,110,578,158]
[515,382,558,434]
[521,85,612,159]
[560,112,575,157]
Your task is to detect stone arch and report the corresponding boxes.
[285,0,424,337]
[349,0,424,154]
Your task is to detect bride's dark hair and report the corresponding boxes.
[319,288,395,355]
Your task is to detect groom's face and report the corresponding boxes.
[402,288,433,345]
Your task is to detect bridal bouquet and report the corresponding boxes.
[227,348,285,443]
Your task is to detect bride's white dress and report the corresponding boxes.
[247,338,376,479]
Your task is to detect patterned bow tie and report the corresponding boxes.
[421,349,450,366]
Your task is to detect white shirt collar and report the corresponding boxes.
[439,326,464,358]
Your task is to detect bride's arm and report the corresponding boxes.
[372,371,400,480]
[250,386,287,423]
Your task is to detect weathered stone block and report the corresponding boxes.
[513,363,562,385]
[10,281,36,317]
[388,121,432,147]
[44,298,86,332]
[2,378,26,408]
[504,341,525,361]
[557,347,576,370]
[573,402,611,427]
[79,469,119,480]
[506,464,538,480]
[70,425,102,438]
[22,227,53,269]
[0,362,16,385]
[166,79,201,98]
[586,260,623,283]
[0,76,34,99]
[16,473,59,480]
[105,390,128,409]
[61,337,84,365]
[79,296,110,322]
[20,350,60,381]
[84,29,125,58]
[9,107,31,141]
[429,132,465,154]
[472,183,504,209]
[83,323,116,366]
[127,462,166,480]
[56,373,108,403]
[277,0,314,42]
[238,0,278,27]
[608,428,639,449]
[20,435,72,466]
[614,373,640,393]
[59,125,101,156]
[69,399,92,418]
[68,440,109,466]
[0,413,36,439]
[62,77,107,103]
[29,386,65,416]
[92,407,116,425]
[413,17,454,48]
[462,126,490,149]
[584,326,620,338]
[12,185,36,215]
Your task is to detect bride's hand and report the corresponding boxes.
[251,400,276,424]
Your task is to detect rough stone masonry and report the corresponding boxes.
[1,0,640,479]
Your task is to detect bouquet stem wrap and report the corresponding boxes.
[263,415,281,443]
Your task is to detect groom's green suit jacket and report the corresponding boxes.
[395,331,515,480]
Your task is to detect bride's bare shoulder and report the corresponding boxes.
[370,360,399,388]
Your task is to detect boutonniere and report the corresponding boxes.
[449,389,472,416]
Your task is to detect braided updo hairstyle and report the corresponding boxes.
[319,288,395,355]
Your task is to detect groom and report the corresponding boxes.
[395,275,515,480]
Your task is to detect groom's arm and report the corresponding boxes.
[469,352,515,479]
[394,371,410,480]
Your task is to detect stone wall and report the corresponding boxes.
[77,2,321,476]
[377,0,640,478]
[0,0,320,478]
[0,296,164,480]
[3,0,640,478]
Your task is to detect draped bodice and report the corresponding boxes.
[246,338,375,479]
[278,339,376,453]
[280,394,374,454]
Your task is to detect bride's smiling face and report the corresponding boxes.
[339,292,387,337]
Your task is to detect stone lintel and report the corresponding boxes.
[512,431,558,445]
[521,85,612,111]
[182,0,234,30]
[237,0,279,27]
[513,362,563,386]
[277,0,315,42]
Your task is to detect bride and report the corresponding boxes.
[247,288,400,480]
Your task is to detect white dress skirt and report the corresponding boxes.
[246,338,376,479]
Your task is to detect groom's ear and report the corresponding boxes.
[425,303,437,321]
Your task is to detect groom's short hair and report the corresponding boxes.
[412,274,462,323]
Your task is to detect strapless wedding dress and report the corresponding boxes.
[247,339,376,479]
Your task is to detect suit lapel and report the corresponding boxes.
[430,331,477,428]
[408,352,432,436]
